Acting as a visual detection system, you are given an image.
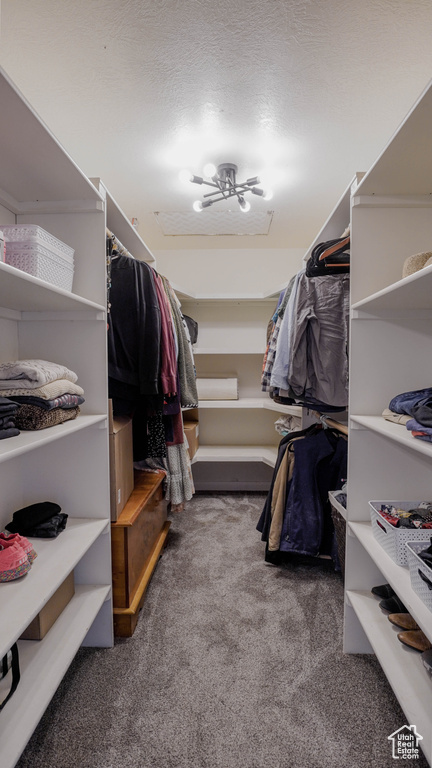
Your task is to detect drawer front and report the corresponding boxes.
[111,485,167,608]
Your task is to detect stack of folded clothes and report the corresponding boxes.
[0,359,85,430]
[377,501,432,529]
[5,500,68,539]
[382,387,432,442]
[0,396,20,439]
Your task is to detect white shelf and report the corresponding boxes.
[0,517,108,659]
[302,179,352,263]
[348,521,432,638]
[350,415,432,459]
[354,78,432,197]
[0,67,104,213]
[0,414,106,464]
[347,589,432,763]
[193,346,266,355]
[91,179,156,264]
[197,398,302,416]
[0,261,105,314]
[0,584,110,768]
[192,445,277,467]
[352,262,432,314]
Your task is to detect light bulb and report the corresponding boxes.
[239,199,251,213]
[193,200,203,212]
[179,168,193,183]
[263,189,273,201]
[203,163,217,177]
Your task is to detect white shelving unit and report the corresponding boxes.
[346,78,432,765]
[175,293,301,490]
[0,66,113,768]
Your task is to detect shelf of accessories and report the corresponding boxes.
[0,517,109,660]
[0,583,110,768]
[347,589,432,763]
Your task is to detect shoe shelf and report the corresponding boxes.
[348,521,432,639]
[0,517,109,660]
[0,583,110,768]
[0,415,107,464]
[347,589,432,764]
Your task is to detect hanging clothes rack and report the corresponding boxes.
[313,411,349,436]
[106,227,135,260]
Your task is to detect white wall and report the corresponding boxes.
[154,247,304,296]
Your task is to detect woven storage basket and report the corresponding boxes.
[1,224,74,291]
[1,224,74,260]
[329,491,346,578]
[406,540,432,612]
[369,501,432,567]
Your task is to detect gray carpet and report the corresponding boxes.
[16,493,429,768]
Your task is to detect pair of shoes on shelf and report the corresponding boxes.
[371,583,395,599]
[371,584,408,613]
[388,613,419,630]
[397,629,432,652]
[0,532,37,582]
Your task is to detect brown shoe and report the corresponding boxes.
[397,630,432,652]
[388,613,419,630]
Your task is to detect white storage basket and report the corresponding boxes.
[369,501,432,567]
[406,540,432,612]
[1,224,74,260]
[1,225,74,291]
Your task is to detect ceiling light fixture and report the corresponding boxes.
[180,162,273,212]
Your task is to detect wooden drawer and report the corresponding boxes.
[111,471,168,609]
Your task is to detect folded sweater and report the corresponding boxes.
[0,359,78,389]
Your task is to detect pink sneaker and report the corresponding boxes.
[0,532,37,564]
[0,542,31,582]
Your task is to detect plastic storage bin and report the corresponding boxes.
[1,224,74,291]
[369,500,432,567]
[406,540,432,612]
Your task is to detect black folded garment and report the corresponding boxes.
[0,427,20,440]
[0,396,19,417]
[23,513,68,539]
[5,501,62,534]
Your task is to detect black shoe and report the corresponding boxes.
[371,583,395,599]
[379,595,408,613]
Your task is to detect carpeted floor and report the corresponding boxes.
[16,493,429,768]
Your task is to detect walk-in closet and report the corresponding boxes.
[1,3,432,767]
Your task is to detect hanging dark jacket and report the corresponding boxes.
[279,429,347,557]
[108,255,161,400]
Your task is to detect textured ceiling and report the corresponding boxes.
[0,0,432,253]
